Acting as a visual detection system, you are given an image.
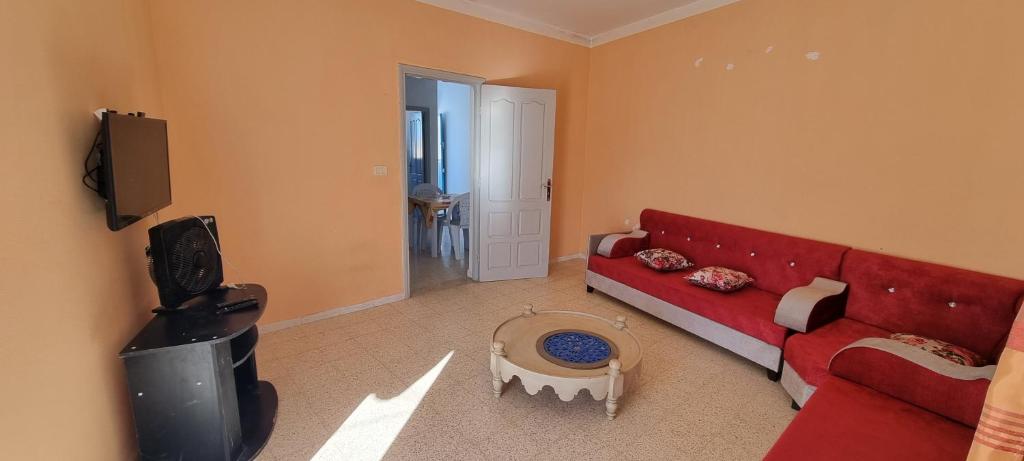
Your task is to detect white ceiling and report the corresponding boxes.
[417,0,741,47]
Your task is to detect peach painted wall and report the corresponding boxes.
[144,0,591,324]
[0,1,165,459]
[583,0,1024,279]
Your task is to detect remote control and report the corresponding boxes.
[216,298,259,315]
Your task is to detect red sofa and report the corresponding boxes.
[778,249,1024,407]
[765,375,978,460]
[766,250,1024,460]
[586,209,1024,460]
[586,209,850,376]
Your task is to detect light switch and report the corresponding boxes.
[373,165,388,176]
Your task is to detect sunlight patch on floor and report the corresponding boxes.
[311,351,454,461]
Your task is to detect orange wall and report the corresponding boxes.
[145,0,591,324]
[583,0,1024,279]
[0,1,165,459]
[6,1,1023,458]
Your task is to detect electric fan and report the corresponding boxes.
[146,216,224,309]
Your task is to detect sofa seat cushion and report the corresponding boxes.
[783,318,890,387]
[764,376,974,461]
[588,255,786,347]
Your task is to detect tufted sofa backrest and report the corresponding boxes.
[840,250,1024,360]
[640,209,849,297]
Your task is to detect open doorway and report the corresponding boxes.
[401,69,481,296]
[399,66,557,298]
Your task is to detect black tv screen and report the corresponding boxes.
[101,112,171,231]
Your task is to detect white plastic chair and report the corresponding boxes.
[445,193,471,260]
[411,183,441,199]
[410,183,443,255]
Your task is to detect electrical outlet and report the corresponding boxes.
[373,165,388,176]
[624,218,631,227]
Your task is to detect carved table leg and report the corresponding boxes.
[490,341,506,398]
[605,359,622,420]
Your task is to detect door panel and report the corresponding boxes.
[478,85,556,282]
[518,101,546,200]
[487,99,515,201]
[488,243,513,269]
[518,210,542,236]
[517,241,542,267]
[488,212,512,237]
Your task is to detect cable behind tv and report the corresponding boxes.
[191,215,243,281]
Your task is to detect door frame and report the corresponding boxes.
[398,64,485,299]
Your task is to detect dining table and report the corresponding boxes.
[409,195,452,257]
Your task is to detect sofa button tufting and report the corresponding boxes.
[715,243,721,249]
[686,236,692,241]
[788,261,796,267]
[750,251,756,257]
[888,287,896,293]
[661,230,666,235]
[948,301,957,308]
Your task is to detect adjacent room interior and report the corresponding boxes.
[404,75,475,294]
[4,1,1024,460]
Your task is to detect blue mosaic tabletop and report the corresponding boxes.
[541,331,613,366]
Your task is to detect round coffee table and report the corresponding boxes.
[490,304,643,419]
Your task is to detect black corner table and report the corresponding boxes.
[119,284,277,461]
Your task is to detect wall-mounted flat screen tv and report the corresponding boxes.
[100,112,171,231]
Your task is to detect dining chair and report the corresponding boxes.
[410,183,443,255]
[445,193,471,260]
[411,183,441,198]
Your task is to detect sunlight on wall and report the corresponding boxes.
[311,351,454,460]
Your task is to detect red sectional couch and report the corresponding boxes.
[768,250,1024,460]
[780,249,1024,407]
[764,376,977,460]
[585,209,1024,460]
[586,209,850,376]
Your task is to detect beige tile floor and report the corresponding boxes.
[256,259,796,461]
[409,242,471,295]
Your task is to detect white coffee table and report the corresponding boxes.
[490,305,643,419]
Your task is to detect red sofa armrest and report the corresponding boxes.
[589,230,649,258]
[774,277,848,333]
[829,338,995,427]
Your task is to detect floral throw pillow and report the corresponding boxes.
[686,266,754,292]
[889,333,986,367]
[634,248,694,272]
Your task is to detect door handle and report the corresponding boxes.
[545,178,552,201]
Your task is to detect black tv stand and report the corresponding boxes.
[119,284,277,461]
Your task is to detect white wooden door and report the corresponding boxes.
[477,85,556,282]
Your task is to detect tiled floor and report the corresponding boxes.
[410,239,470,294]
[256,259,796,460]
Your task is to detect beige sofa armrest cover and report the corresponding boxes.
[588,231,632,256]
[775,277,848,333]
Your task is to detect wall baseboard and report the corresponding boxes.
[263,254,582,334]
[260,293,406,333]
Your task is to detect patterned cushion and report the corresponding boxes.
[634,248,693,272]
[889,333,986,367]
[687,266,754,292]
